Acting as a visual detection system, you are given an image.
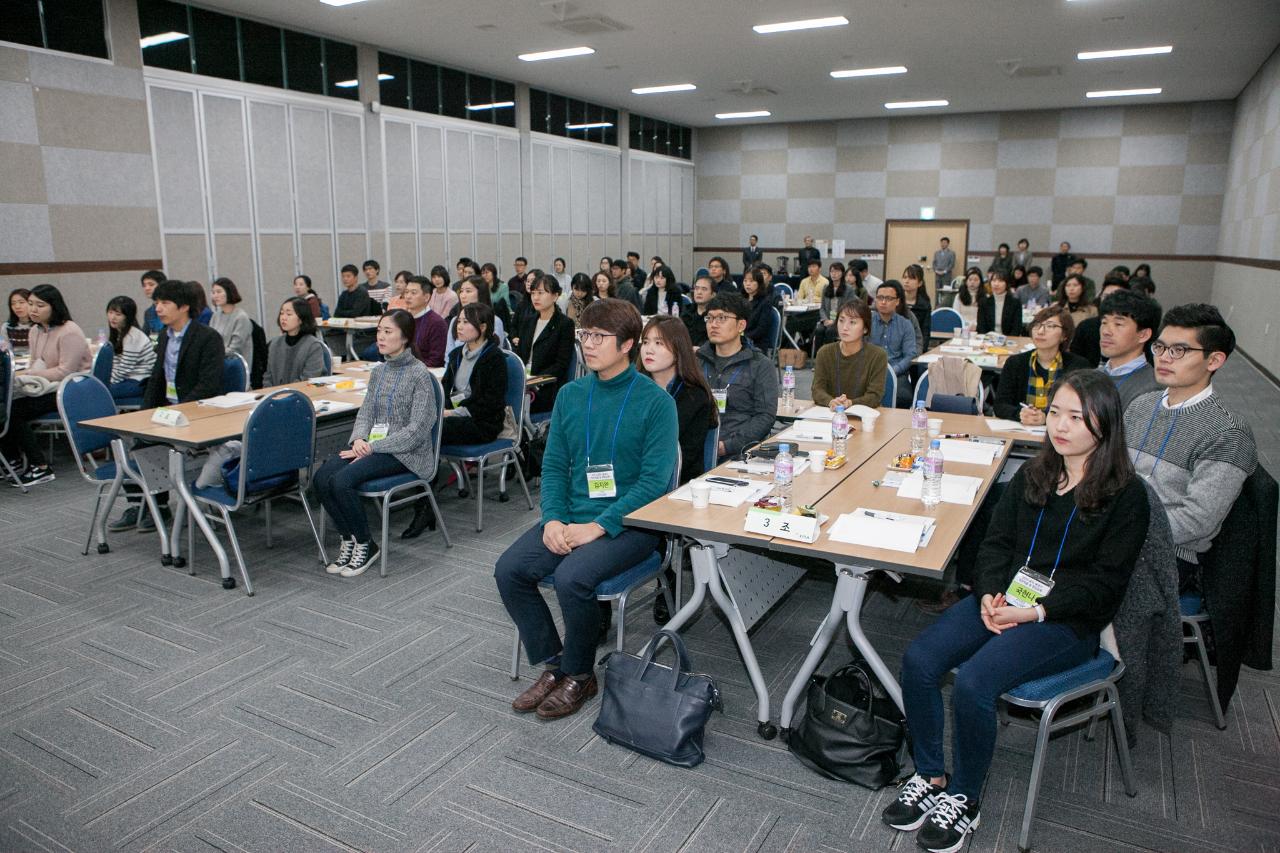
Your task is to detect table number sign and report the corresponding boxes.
[744,507,822,543]
[150,407,189,427]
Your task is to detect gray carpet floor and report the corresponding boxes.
[1,357,1277,853]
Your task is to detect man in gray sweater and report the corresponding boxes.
[1124,304,1256,592]
[695,292,778,461]
[1098,290,1162,409]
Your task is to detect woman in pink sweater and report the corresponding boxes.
[2,284,90,486]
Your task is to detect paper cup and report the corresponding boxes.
[928,418,943,437]
[806,451,825,473]
[690,481,711,509]
[332,355,344,366]
[862,412,879,430]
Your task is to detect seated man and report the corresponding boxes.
[1098,290,1162,409]
[328,263,378,356]
[401,276,447,368]
[1124,304,1257,593]
[681,274,713,346]
[869,281,918,406]
[796,258,828,304]
[495,298,677,720]
[695,292,779,459]
[1069,275,1127,367]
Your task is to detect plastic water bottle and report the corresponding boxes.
[922,439,944,508]
[831,405,849,457]
[97,327,108,347]
[911,401,929,457]
[781,365,795,410]
[774,443,794,513]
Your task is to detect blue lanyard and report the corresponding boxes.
[667,378,684,400]
[705,362,746,389]
[374,362,405,423]
[585,373,638,466]
[1135,393,1182,476]
[1025,504,1078,580]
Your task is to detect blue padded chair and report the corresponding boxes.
[440,350,534,531]
[1180,592,1227,730]
[998,627,1137,853]
[91,345,113,385]
[930,306,964,336]
[189,388,325,595]
[773,282,795,301]
[680,293,692,307]
[0,350,24,490]
[223,353,249,393]
[695,267,709,279]
[356,370,452,578]
[881,371,898,408]
[320,303,331,321]
[912,373,984,414]
[320,346,333,375]
[510,458,681,680]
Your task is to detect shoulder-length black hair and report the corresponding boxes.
[957,266,985,306]
[7,287,31,326]
[212,277,242,305]
[640,315,718,427]
[106,295,140,354]
[281,296,318,336]
[1022,371,1134,513]
[30,284,72,326]
[293,274,315,295]
[459,302,497,345]
[381,309,419,359]
[429,265,451,288]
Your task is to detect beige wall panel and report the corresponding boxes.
[1111,225,1178,255]
[0,142,46,203]
[999,111,1060,140]
[1117,166,1187,195]
[1056,137,1122,167]
[741,150,787,175]
[0,46,30,82]
[533,234,553,270]
[785,224,832,245]
[35,90,151,153]
[697,128,740,152]
[696,224,736,246]
[995,169,1056,196]
[698,175,742,200]
[474,233,498,265]
[786,173,836,197]
[447,234,472,266]
[935,197,994,222]
[257,234,297,309]
[49,205,161,260]
[1122,104,1193,137]
[572,236,589,270]
[741,198,786,224]
[888,116,942,144]
[835,197,887,223]
[1052,196,1116,224]
[300,234,337,301]
[1178,195,1225,225]
[213,234,259,321]
[1211,261,1280,376]
[337,234,368,270]
[419,234,447,271]
[837,145,889,171]
[941,141,998,170]
[387,233,417,275]
[788,123,837,148]
[165,233,209,283]
[1186,133,1233,165]
[886,171,941,197]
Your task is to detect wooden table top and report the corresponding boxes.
[319,317,381,329]
[914,335,1034,371]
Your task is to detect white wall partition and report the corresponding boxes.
[529,133,622,279]
[628,151,695,282]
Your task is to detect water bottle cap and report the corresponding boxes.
[778,443,790,453]
[835,405,845,412]
[785,365,793,372]
[931,439,941,448]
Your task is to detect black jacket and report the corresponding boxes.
[742,245,763,269]
[905,290,932,343]
[643,284,684,316]
[442,342,508,443]
[1069,316,1102,367]
[798,246,821,269]
[143,320,225,408]
[681,304,708,347]
[977,293,1025,337]
[512,308,576,413]
[671,379,716,485]
[335,285,377,318]
[991,349,1091,420]
[744,292,781,352]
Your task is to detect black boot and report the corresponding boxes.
[652,568,677,624]
[400,499,437,539]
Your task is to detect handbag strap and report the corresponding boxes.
[639,629,693,691]
[828,662,877,714]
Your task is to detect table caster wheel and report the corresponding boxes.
[96,543,110,554]
[757,722,778,740]
[173,557,186,569]
[498,491,510,503]
[160,555,172,566]
[222,577,236,590]
[457,489,470,499]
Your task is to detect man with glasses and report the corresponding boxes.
[681,274,715,346]
[1097,290,1162,409]
[870,281,918,407]
[695,292,778,460]
[1123,304,1256,593]
[495,298,677,721]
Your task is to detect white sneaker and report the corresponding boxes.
[339,541,379,577]
[326,538,355,574]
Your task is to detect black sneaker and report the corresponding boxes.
[339,541,379,577]
[137,506,171,533]
[916,793,980,853]
[107,507,140,532]
[882,774,946,831]
[14,465,54,487]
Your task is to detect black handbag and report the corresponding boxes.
[787,659,911,789]
[593,629,722,768]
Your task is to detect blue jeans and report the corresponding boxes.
[495,523,660,676]
[312,452,408,542]
[900,595,1097,800]
[109,378,145,401]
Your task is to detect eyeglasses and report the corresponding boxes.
[574,330,619,347]
[1151,342,1206,360]
[704,312,739,325]
[874,295,898,303]
[1030,322,1063,332]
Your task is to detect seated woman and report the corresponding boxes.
[811,300,889,409]
[385,270,412,312]
[592,269,615,301]
[427,265,459,318]
[901,263,933,343]
[264,296,328,386]
[1057,273,1097,321]
[105,296,156,401]
[813,268,851,351]
[976,271,1023,337]
[953,267,985,328]
[3,288,32,351]
[741,267,779,351]
[639,315,717,486]
[511,274,575,414]
[442,303,508,445]
[312,310,439,578]
[884,371,1147,853]
[210,277,253,369]
[292,274,324,320]
[480,263,511,325]
[992,304,1091,426]
[0,284,90,486]
[566,273,594,325]
[641,264,684,316]
[445,275,506,354]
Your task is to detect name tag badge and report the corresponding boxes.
[1005,566,1054,609]
[369,422,390,442]
[586,463,617,499]
[450,393,465,408]
[165,381,177,403]
[712,388,728,414]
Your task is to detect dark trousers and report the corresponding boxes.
[495,523,660,675]
[108,378,146,400]
[901,595,1097,800]
[0,391,58,466]
[441,414,494,446]
[313,452,408,542]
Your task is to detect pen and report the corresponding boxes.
[940,433,969,439]
[1018,402,1031,410]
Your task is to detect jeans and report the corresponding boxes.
[312,452,408,542]
[109,378,146,401]
[495,523,660,676]
[900,595,1097,800]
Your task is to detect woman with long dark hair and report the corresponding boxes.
[1057,273,1097,320]
[884,371,1148,853]
[511,274,575,413]
[641,264,684,316]
[592,270,615,300]
[263,296,327,386]
[566,273,594,324]
[292,275,323,320]
[901,263,932,343]
[3,288,32,350]
[954,267,985,328]
[741,266,779,351]
[445,275,506,353]
[105,295,156,400]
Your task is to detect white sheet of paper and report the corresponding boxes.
[197,392,258,409]
[985,418,1048,436]
[916,354,942,363]
[312,399,357,415]
[828,511,925,553]
[938,439,999,466]
[667,478,772,507]
[796,405,834,420]
[897,471,983,505]
[778,420,833,443]
[729,457,811,476]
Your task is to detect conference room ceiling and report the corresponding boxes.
[192,0,1280,127]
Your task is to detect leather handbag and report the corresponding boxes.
[788,659,910,789]
[593,629,722,768]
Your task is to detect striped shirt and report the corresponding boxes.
[111,326,157,383]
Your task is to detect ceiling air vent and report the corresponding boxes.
[726,80,778,98]
[546,15,631,35]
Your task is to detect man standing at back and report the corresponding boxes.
[742,234,763,271]
[798,235,821,270]
[1051,241,1074,289]
[931,237,955,295]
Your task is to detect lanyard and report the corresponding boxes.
[374,361,406,423]
[704,362,746,389]
[1025,353,1059,402]
[1026,504,1078,580]
[1135,392,1182,476]
[667,378,684,400]
[585,373,638,466]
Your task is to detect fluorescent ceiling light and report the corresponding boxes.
[334,73,393,88]
[753,16,848,34]
[1087,87,1162,98]
[631,83,697,95]
[519,46,594,62]
[920,207,936,220]
[565,121,614,130]
[139,31,188,48]
[467,101,515,111]
[831,65,908,79]
[319,0,368,6]
[715,110,772,119]
[1078,45,1173,60]
[884,99,949,109]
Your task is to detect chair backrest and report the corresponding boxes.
[235,388,316,504]
[774,282,794,300]
[695,267,709,279]
[56,373,117,479]
[502,350,528,425]
[881,370,897,408]
[766,306,783,355]
[680,293,692,307]
[702,424,720,474]
[223,353,248,393]
[320,346,333,374]
[92,345,113,385]
[931,307,964,335]
[565,341,579,383]
[912,372,930,406]
[928,393,979,415]
[572,341,587,378]
[320,303,331,320]
[249,320,268,388]
[0,349,13,440]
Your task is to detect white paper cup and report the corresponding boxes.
[806,451,825,473]
[862,412,879,431]
[332,355,344,366]
[690,481,711,509]
[928,418,943,437]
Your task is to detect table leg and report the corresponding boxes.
[779,599,847,736]
[345,329,357,361]
[168,449,235,588]
[840,568,903,712]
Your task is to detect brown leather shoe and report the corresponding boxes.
[535,674,598,720]
[512,670,564,713]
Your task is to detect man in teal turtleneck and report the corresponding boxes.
[495,298,678,721]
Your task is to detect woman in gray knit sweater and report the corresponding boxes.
[210,278,253,370]
[264,297,327,386]
[313,310,439,577]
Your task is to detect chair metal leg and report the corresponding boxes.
[1189,622,1227,729]
[219,507,255,596]
[510,451,534,510]
[83,487,106,556]
[510,629,522,680]
[1019,697,1060,852]
[379,493,391,578]
[1084,692,1105,741]
[474,459,486,531]
[423,488,451,548]
[614,593,627,655]
[0,453,25,492]
[264,499,273,549]
[297,488,327,565]
[1107,684,1138,797]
